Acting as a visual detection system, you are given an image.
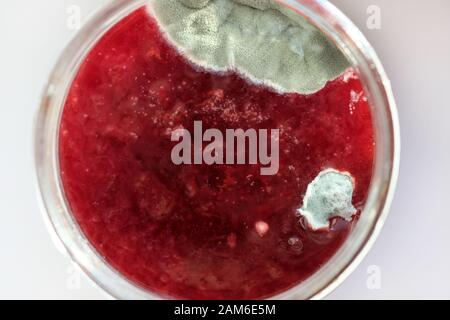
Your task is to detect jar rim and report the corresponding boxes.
[34,0,400,300]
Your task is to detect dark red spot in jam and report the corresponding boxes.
[59,7,374,299]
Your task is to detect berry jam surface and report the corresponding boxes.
[59,7,374,299]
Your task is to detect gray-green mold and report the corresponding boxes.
[148,0,350,94]
[298,169,357,231]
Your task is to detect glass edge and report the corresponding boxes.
[34,0,400,300]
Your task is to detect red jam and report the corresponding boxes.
[59,7,374,299]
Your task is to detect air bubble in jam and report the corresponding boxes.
[59,8,375,299]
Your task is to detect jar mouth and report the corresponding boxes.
[34,0,400,300]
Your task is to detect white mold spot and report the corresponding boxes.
[298,169,357,231]
[255,221,269,237]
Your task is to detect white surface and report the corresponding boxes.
[0,0,449,299]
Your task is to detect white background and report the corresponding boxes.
[0,0,449,299]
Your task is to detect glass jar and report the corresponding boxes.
[34,0,400,299]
